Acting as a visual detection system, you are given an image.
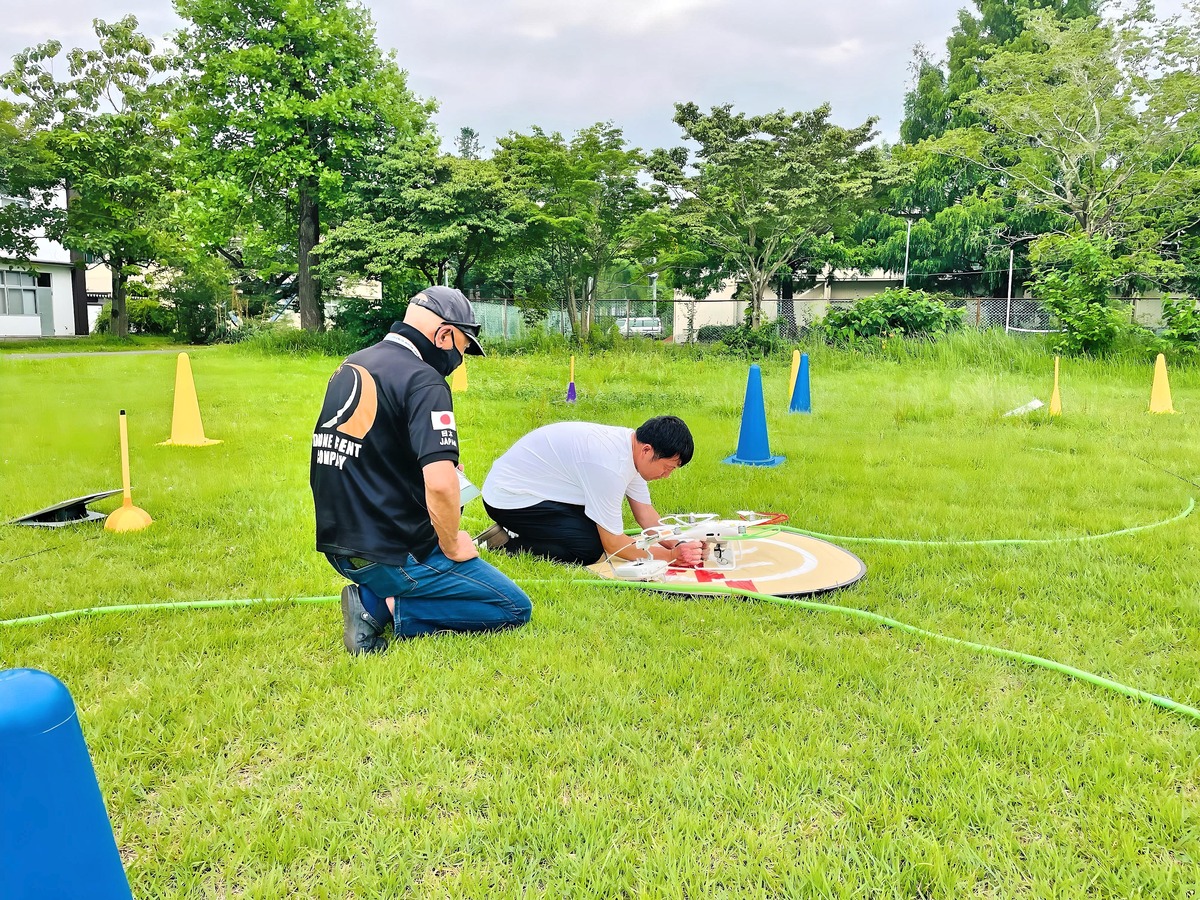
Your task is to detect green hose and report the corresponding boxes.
[572,578,1200,723]
[0,594,338,628]
[4,577,1198,724]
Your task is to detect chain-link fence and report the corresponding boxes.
[473,298,675,342]
[473,294,1170,344]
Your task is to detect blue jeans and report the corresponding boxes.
[327,548,532,638]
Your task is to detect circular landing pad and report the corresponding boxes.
[588,530,866,598]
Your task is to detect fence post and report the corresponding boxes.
[502,297,508,341]
[1005,248,1014,333]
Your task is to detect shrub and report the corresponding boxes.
[165,259,235,344]
[821,288,963,343]
[714,320,787,357]
[1159,296,1200,356]
[1029,234,1128,357]
[330,293,411,347]
[93,295,175,336]
[235,322,363,357]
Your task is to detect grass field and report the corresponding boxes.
[3,335,1200,898]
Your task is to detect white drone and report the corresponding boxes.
[607,511,788,582]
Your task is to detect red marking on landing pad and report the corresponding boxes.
[725,580,757,591]
[693,570,726,583]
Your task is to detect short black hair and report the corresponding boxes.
[636,416,694,466]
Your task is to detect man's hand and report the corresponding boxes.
[443,529,479,562]
[672,540,705,567]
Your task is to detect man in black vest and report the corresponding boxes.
[311,286,532,654]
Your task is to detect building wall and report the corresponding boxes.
[0,189,82,338]
[671,270,905,341]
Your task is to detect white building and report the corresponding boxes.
[672,269,904,341]
[0,189,89,338]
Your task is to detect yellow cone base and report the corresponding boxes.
[1149,353,1175,414]
[160,352,222,446]
[105,501,153,533]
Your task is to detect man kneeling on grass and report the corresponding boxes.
[478,415,705,567]
[311,286,532,654]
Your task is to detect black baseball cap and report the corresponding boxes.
[410,286,485,356]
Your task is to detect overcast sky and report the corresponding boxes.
[2,0,1189,152]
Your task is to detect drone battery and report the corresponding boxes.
[613,559,670,581]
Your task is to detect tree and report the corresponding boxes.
[0,101,61,260]
[901,0,1100,143]
[651,103,880,328]
[935,7,1200,250]
[3,17,176,337]
[173,0,431,330]
[495,123,666,337]
[879,0,1101,296]
[929,6,1200,350]
[318,135,524,292]
[455,127,483,160]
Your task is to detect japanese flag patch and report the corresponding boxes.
[431,410,457,431]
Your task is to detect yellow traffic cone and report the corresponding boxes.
[1049,356,1062,416]
[106,409,152,533]
[451,359,467,392]
[1149,353,1175,414]
[160,353,221,446]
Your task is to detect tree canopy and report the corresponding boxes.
[652,102,880,327]
[172,0,431,330]
[3,16,175,337]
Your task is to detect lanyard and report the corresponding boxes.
[384,332,423,359]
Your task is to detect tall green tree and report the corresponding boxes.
[877,0,1100,296]
[936,7,1200,250]
[901,0,1100,143]
[651,103,880,328]
[0,101,61,260]
[318,135,524,292]
[173,0,430,330]
[3,17,176,337]
[495,123,666,337]
[931,6,1200,349]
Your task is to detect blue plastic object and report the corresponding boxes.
[724,364,785,467]
[0,668,133,900]
[789,352,812,414]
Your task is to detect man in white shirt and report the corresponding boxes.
[480,416,704,566]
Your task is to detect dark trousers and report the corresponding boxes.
[484,499,604,565]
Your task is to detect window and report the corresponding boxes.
[0,269,43,316]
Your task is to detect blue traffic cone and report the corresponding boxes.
[724,364,785,466]
[1,669,133,900]
[789,352,811,414]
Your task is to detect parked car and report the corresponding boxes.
[615,316,664,338]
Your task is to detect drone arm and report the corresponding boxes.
[627,498,681,550]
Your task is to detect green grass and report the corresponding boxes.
[3,338,1200,898]
[0,333,182,354]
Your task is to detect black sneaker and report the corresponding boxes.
[341,584,388,655]
[475,523,511,550]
